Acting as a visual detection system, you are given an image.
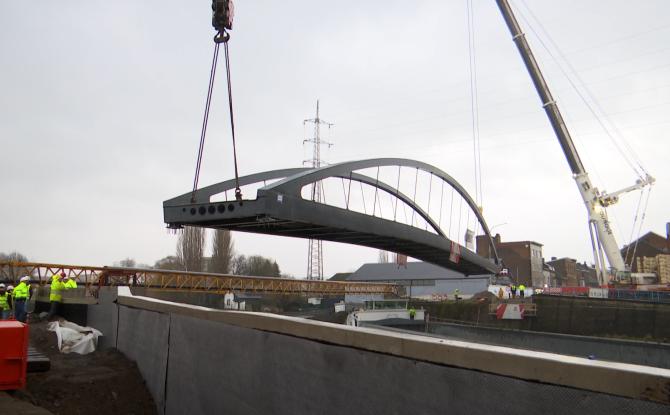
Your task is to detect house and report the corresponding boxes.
[329,272,352,281]
[345,262,491,299]
[476,234,543,287]
[620,231,670,272]
[546,257,598,287]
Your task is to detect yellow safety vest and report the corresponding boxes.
[13,282,29,300]
[64,279,77,289]
[50,276,65,302]
[0,292,9,310]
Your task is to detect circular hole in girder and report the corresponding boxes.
[227,204,235,212]
[198,206,206,215]
[217,204,225,213]
[208,206,216,214]
[190,208,196,215]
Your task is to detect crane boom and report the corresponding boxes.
[494,0,654,282]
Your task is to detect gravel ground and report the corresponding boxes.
[7,320,157,415]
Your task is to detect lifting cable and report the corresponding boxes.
[191,43,220,203]
[191,3,242,203]
[624,189,645,266]
[466,0,483,212]
[517,0,648,179]
[223,39,243,202]
[628,187,653,268]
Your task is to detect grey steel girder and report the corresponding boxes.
[164,159,500,275]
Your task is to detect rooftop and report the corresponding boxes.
[348,262,492,282]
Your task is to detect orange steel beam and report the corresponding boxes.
[0,261,398,296]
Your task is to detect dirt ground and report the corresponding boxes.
[7,321,157,415]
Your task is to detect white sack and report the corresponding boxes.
[47,320,102,355]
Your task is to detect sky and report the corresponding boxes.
[1,0,668,277]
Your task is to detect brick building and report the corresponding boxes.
[547,257,598,287]
[620,231,670,272]
[476,234,543,287]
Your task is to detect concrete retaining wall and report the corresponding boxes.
[90,289,670,414]
[427,322,670,368]
[86,286,118,349]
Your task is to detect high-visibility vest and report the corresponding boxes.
[64,279,77,289]
[13,282,29,300]
[0,293,9,310]
[50,276,65,302]
[519,285,526,291]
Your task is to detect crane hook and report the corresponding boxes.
[214,30,230,44]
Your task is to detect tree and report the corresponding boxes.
[378,250,389,263]
[177,226,205,272]
[231,254,247,275]
[154,255,182,271]
[116,258,136,268]
[231,255,281,277]
[0,251,29,280]
[0,251,28,262]
[210,230,234,274]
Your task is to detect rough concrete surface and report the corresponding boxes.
[116,306,169,414]
[117,293,670,404]
[163,312,669,415]
[107,289,670,414]
[427,322,670,368]
[86,286,118,349]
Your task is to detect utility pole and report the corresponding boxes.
[303,100,333,280]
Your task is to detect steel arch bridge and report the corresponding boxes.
[163,158,500,275]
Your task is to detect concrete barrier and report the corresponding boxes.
[427,321,670,369]
[89,288,670,414]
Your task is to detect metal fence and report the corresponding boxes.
[543,287,670,304]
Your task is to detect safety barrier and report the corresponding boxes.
[543,286,670,303]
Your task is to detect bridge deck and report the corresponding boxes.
[164,190,498,276]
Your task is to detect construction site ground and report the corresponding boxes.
[1,320,156,415]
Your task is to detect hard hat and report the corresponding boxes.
[60,271,66,277]
[20,276,30,282]
[0,283,5,288]
[7,285,14,290]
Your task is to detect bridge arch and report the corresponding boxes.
[164,158,500,274]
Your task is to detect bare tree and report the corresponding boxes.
[232,255,280,277]
[0,251,28,262]
[378,250,389,263]
[210,229,234,274]
[154,255,182,271]
[0,251,29,280]
[176,226,205,272]
[116,258,136,268]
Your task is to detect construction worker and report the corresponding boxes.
[408,307,416,320]
[510,284,517,299]
[454,288,461,301]
[13,276,31,323]
[0,284,10,319]
[47,272,66,320]
[519,284,526,298]
[63,274,77,289]
[6,285,14,318]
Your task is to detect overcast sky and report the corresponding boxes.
[1,1,668,277]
